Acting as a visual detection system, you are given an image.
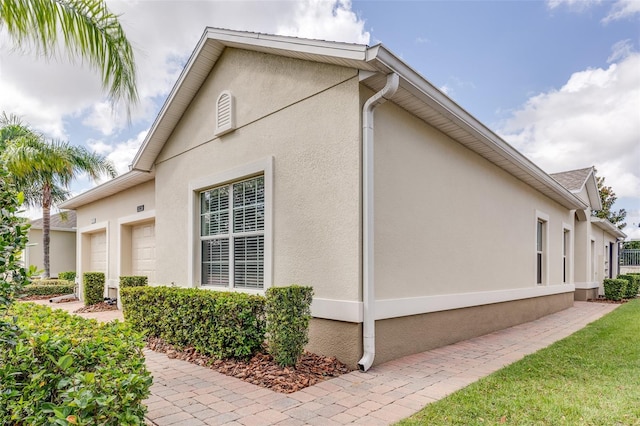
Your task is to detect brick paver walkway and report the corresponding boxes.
[26,299,619,425]
[143,302,618,426]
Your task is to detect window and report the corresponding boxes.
[563,229,569,283]
[537,220,544,284]
[200,175,265,289]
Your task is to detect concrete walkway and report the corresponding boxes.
[26,299,619,425]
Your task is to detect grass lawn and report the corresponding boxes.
[397,300,640,426]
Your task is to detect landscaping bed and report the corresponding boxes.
[147,336,351,393]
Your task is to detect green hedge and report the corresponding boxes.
[1,302,151,425]
[21,283,75,297]
[58,271,76,281]
[120,276,148,289]
[617,274,640,298]
[121,286,265,359]
[603,278,627,301]
[30,279,73,286]
[266,285,314,367]
[83,272,105,306]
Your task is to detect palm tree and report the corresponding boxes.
[1,114,116,278]
[0,0,138,114]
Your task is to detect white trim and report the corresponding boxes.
[562,222,574,284]
[117,210,157,287]
[188,157,273,290]
[77,221,109,302]
[309,285,575,323]
[311,298,363,323]
[535,210,550,285]
[574,281,600,289]
[375,285,575,320]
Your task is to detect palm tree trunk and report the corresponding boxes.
[42,184,51,279]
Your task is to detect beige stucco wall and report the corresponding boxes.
[372,97,575,299]
[26,229,76,277]
[74,179,155,289]
[154,48,362,301]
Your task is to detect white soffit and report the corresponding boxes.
[591,218,627,239]
[59,170,154,210]
[129,27,586,211]
[361,48,587,211]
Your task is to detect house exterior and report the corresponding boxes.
[25,211,77,278]
[550,167,626,300]
[60,28,624,369]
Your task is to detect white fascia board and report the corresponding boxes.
[132,30,217,171]
[206,27,367,60]
[367,46,588,211]
[59,170,154,210]
[591,217,626,239]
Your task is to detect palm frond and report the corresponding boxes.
[0,0,138,115]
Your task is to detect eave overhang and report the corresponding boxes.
[59,170,154,210]
[126,27,586,212]
[591,217,627,239]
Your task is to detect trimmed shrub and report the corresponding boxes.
[265,285,314,367]
[617,274,640,298]
[1,302,151,425]
[120,275,148,288]
[121,286,265,359]
[603,278,627,301]
[20,283,75,297]
[58,271,76,281]
[30,279,73,286]
[83,272,105,306]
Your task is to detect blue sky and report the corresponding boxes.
[1,0,638,238]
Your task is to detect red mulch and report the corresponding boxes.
[73,302,118,313]
[146,337,352,393]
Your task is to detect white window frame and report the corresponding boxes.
[535,210,549,285]
[188,157,273,293]
[562,222,573,284]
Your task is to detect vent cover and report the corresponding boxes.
[215,90,235,136]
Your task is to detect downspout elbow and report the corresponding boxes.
[358,73,399,372]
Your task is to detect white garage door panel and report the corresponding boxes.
[89,232,107,272]
[132,223,156,283]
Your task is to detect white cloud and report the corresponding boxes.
[499,49,640,199]
[89,130,148,177]
[546,0,640,22]
[276,0,369,44]
[603,0,640,23]
[608,39,634,63]
[1,0,370,140]
[546,0,602,11]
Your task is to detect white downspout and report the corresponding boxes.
[358,72,399,372]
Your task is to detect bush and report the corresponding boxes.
[265,285,314,367]
[617,274,640,298]
[20,283,75,297]
[120,276,148,288]
[0,302,151,425]
[603,278,627,301]
[58,271,76,281]
[83,272,105,306]
[121,286,265,359]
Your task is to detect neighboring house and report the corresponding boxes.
[550,167,626,300]
[60,28,624,369]
[25,211,77,278]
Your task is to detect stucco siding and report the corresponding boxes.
[154,48,362,301]
[75,180,155,287]
[372,99,574,300]
[26,229,76,277]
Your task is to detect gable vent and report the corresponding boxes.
[215,90,235,136]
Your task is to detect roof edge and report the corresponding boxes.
[368,46,588,211]
[591,217,627,239]
[59,170,154,210]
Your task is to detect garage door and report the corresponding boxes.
[89,231,107,272]
[132,223,156,284]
